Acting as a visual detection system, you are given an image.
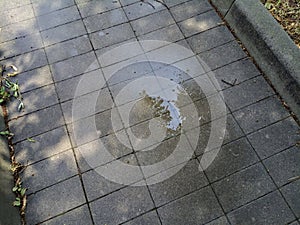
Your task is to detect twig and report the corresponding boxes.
[221,79,236,87]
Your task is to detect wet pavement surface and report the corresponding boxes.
[1,0,300,224]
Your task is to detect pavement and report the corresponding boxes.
[0,0,300,225]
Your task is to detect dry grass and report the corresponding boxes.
[261,0,300,47]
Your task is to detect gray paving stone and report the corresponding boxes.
[56,69,104,102]
[179,10,222,37]
[90,23,135,50]
[14,126,72,165]
[281,179,300,218]
[212,163,276,212]
[77,0,121,18]
[41,20,86,47]
[76,145,135,173]
[0,0,31,11]
[82,168,124,201]
[212,58,261,91]
[187,26,234,54]
[61,87,113,124]
[0,4,34,27]
[1,49,48,73]
[264,146,300,187]
[45,35,93,64]
[204,216,230,225]
[21,150,77,194]
[8,84,59,119]
[148,159,208,207]
[124,1,165,20]
[233,96,290,134]
[9,104,64,143]
[90,185,154,225]
[0,18,39,43]
[37,5,81,31]
[198,40,247,70]
[67,107,123,147]
[40,205,93,225]
[223,76,274,112]
[119,0,139,6]
[227,191,295,225]
[158,186,223,225]
[130,9,175,36]
[104,61,153,87]
[32,0,75,16]
[84,8,128,33]
[138,24,184,44]
[164,0,191,7]
[50,51,99,82]
[26,176,86,225]
[170,0,213,22]
[10,66,53,93]
[188,114,244,156]
[123,210,161,225]
[0,32,43,60]
[201,138,259,182]
[248,117,299,159]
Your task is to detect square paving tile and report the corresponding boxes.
[26,176,86,225]
[9,104,65,143]
[248,117,299,159]
[179,10,222,37]
[8,84,59,119]
[201,137,259,182]
[50,51,99,82]
[40,205,93,225]
[45,35,93,64]
[187,26,235,53]
[227,191,295,225]
[0,32,43,60]
[223,76,274,112]
[130,9,175,36]
[212,58,260,91]
[170,0,212,22]
[123,210,161,225]
[83,8,128,33]
[148,159,208,207]
[264,146,300,187]
[204,216,230,225]
[124,1,165,20]
[77,0,121,18]
[158,186,223,225]
[41,20,86,46]
[36,5,80,31]
[89,23,135,50]
[281,179,300,218]
[198,41,247,70]
[90,185,154,225]
[233,96,290,134]
[32,0,75,16]
[14,126,72,165]
[10,66,53,93]
[212,163,276,212]
[21,149,77,194]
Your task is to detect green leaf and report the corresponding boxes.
[265,2,273,9]
[0,130,14,136]
[13,198,21,207]
[20,188,26,196]
[12,186,18,192]
[18,102,24,111]
[27,137,36,143]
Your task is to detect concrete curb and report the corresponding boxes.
[0,107,21,225]
[211,0,300,119]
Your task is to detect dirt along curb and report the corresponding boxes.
[0,107,21,225]
[211,0,300,119]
